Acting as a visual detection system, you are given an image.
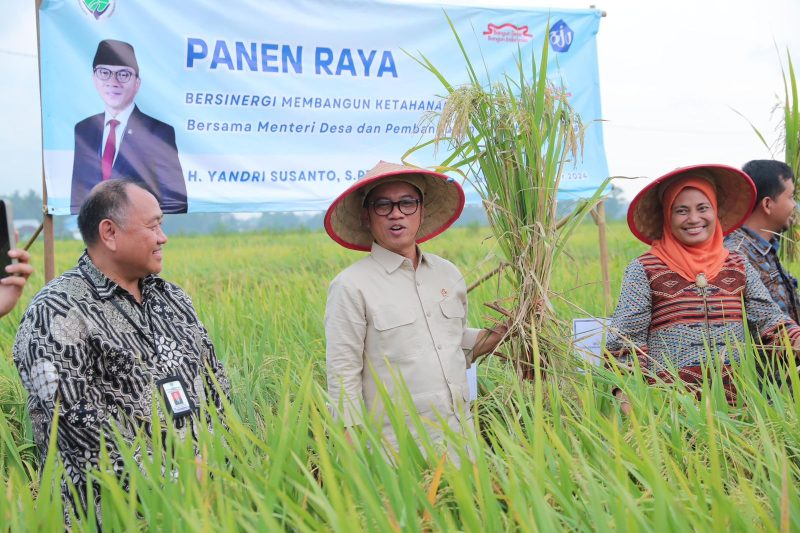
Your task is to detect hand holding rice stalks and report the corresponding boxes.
[405,17,609,381]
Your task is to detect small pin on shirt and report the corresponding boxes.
[695,273,707,289]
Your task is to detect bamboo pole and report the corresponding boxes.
[43,206,55,281]
[22,222,43,252]
[34,0,56,281]
[594,200,612,313]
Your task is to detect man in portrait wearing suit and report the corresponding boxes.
[71,39,188,214]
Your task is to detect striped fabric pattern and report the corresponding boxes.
[644,252,746,331]
[606,252,800,372]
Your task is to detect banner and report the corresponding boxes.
[39,0,607,215]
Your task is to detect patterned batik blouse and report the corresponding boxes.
[725,226,800,324]
[605,251,800,372]
[12,252,230,516]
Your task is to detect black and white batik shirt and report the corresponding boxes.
[13,252,231,515]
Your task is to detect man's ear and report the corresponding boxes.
[360,208,370,229]
[98,218,118,251]
[761,196,773,215]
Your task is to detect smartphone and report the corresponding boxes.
[0,200,16,278]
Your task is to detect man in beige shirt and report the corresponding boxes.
[324,161,507,455]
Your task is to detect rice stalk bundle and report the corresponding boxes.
[405,17,608,381]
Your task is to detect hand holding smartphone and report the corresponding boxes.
[0,200,33,318]
[0,200,17,278]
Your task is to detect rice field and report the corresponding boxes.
[1,220,798,531]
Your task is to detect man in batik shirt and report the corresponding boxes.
[725,160,800,323]
[13,180,230,517]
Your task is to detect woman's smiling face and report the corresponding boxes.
[669,187,717,246]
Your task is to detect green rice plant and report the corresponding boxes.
[405,17,609,381]
[737,49,799,261]
[782,51,800,181]
[2,227,800,530]
[779,51,800,260]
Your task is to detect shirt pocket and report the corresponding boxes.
[372,306,421,361]
[411,390,452,417]
[438,298,466,339]
[439,298,465,319]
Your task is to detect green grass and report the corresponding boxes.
[0,221,798,531]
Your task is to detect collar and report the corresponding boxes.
[104,102,135,128]
[78,251,163,300]
[739,225,778,256]
[370,242,426,273]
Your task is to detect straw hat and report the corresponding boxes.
[324,161,465,251]
[627,164,756,244]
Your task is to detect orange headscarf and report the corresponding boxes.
[649,176,729,282]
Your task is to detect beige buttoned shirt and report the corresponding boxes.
[324,243,481,445]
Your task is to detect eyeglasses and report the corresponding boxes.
[93,67,136,83]
[367,198,421,216]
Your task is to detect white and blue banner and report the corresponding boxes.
[39,0,607,215]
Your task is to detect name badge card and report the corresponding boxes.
[156,376,195,418]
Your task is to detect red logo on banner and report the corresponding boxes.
[483,23,533,43]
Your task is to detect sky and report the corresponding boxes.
[1,0,799,202]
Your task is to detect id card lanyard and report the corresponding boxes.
[78,264,158,354]
[79,264,196,418]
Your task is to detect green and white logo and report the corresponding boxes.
[79,0,115,20]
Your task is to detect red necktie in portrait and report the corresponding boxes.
[101,119,121,181]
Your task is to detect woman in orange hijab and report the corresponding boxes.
[606,164,800,412]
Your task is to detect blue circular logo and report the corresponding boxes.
[549,20,574,53]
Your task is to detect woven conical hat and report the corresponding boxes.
[324,161,465,251]
[628,164,756,244]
